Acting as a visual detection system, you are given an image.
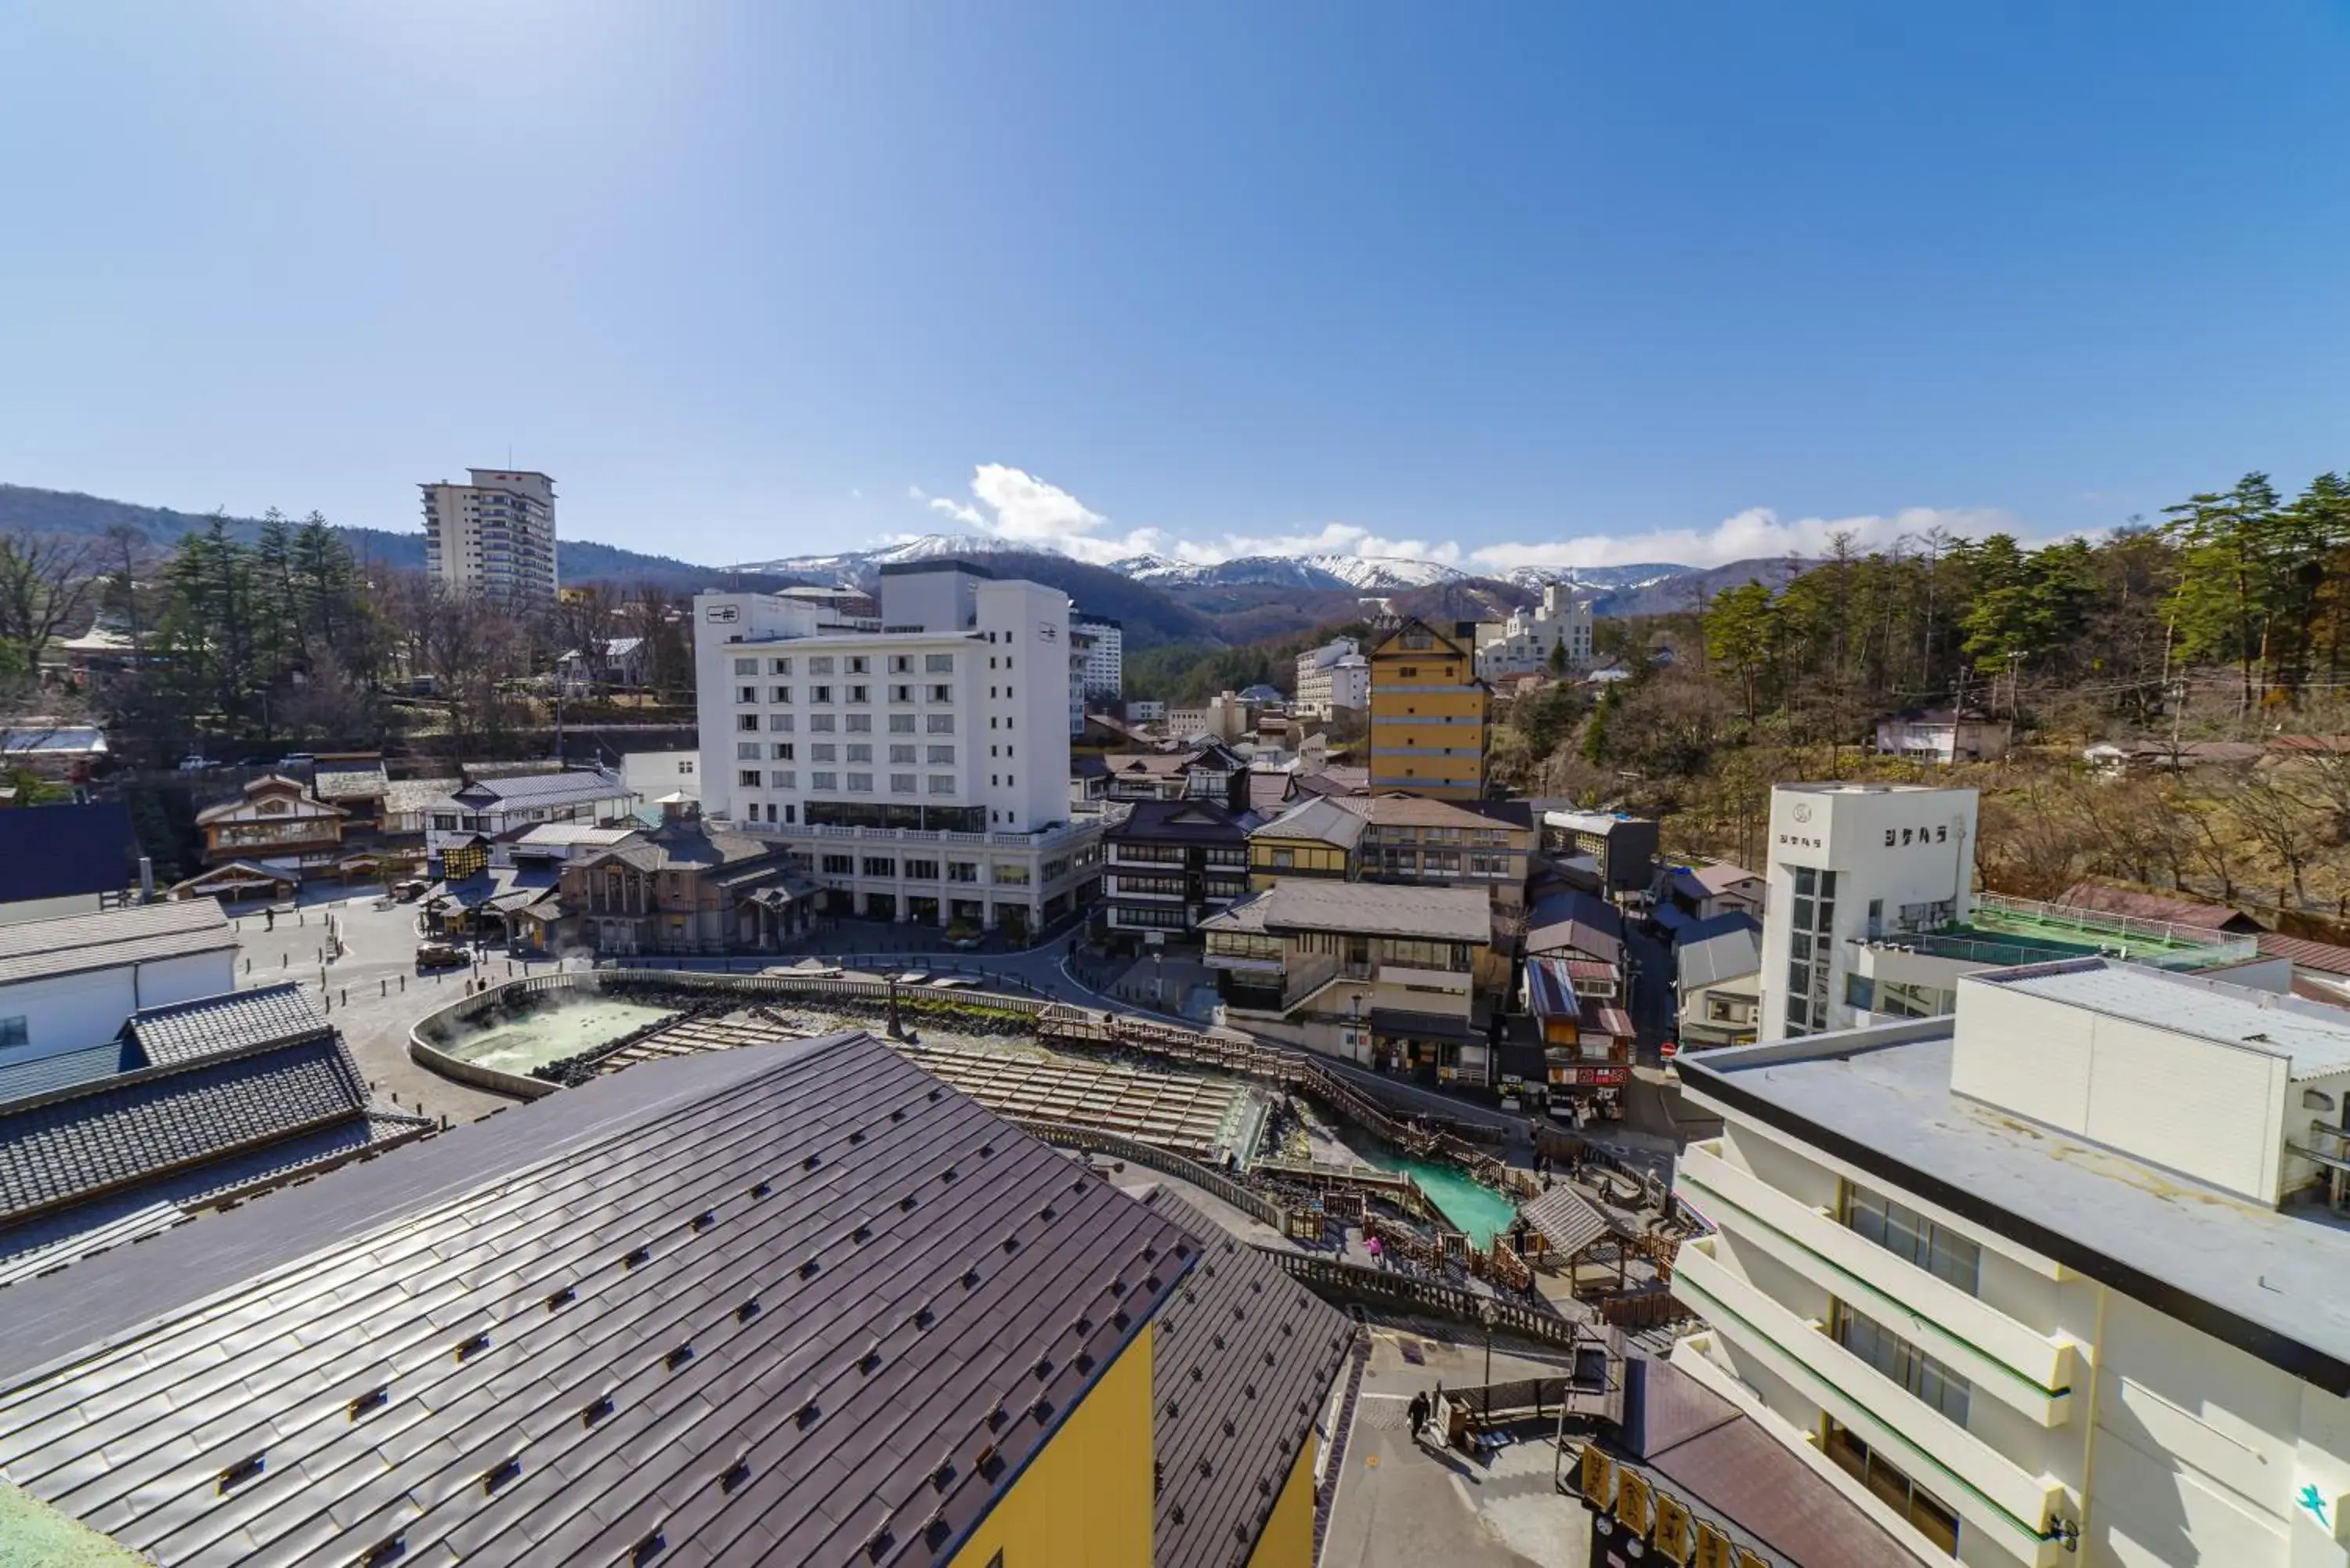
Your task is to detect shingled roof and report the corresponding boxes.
[0,901,235,988]
[123,982,330,1067]
[1140,1188,1354,1568]
[0,1035,1198,1568]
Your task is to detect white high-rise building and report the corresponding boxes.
[1473,582,1593,678]
[1675,959,2350,1568]
[693,560,1099,938]
[1293,637,1370,718]
[420,468,558,604]
[1072,614,1123,699]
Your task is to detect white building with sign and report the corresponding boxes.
[692,560,1099,938]
[1759,782,2283,1040]
[1675,958,2350,1568]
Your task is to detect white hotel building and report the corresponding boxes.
[1674,959,2350,1567]
[420,468,558,604]
[693,561,1100,938]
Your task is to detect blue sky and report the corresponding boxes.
[3,2,2346,570]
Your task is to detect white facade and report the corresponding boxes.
[693,563,1096,934]
[1877,712,2016,766]
[1294,638,1371,719]
[1473,583,1594,679]
[1072,615,1123,699]
[1675,964,2350,1568]
[622,750,700,807]
[1129,699,1167,723]
[422,771,634,860]
[420,468,557,604]
[1759,782,1979,1039]
[0,905,238,1066]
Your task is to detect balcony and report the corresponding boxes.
[1213,948,1339,1014]
[1673,1236,2066,1556]
[1676,1140,2074,1422]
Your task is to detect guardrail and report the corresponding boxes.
[1260,1248,1582,1350]
[1020,1121,1289,1230]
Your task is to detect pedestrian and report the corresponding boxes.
[1367,1234,1383,1270]
[265,908,276,932]
[1407,1390,1430,1441]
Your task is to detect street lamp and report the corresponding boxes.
[1480,1296,1500,1419]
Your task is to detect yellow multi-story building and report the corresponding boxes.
[1368,616,1489,800]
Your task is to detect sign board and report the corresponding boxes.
[704,604,739,623]
[1555,1064,1631,1087]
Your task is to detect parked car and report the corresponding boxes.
[391,879,430,901]
[176,754,212,772]
[414,941,468,970]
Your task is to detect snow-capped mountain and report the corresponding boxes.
[1498,562,1696,594]
[729,533,1032,582]
[1111,553,1468,592]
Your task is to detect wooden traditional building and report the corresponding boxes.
[560,804,815,956]
[193,775,346,873]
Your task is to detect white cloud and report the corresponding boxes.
[1464,506,2018,573]
[905,464,2021,576]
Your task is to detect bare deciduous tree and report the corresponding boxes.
[0,526,102,677]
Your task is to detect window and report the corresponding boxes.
[889,655,913,674]
[848,685,870,703]
[738,685,757,703]
[810,714,836,732]
[890,744,917,764]
[736,741,762,760]
[0,1016,27,1050]
[848,773,873,792]
[812,771,838,789]
[738,770,762,787]
[862,856,895,876]
[811,685,833,703]
[927,653,954,673]
[432,814,457,831]
[1823,1419,1960,1556]
[928,745,955,764]
[993,862,1031,884]
[929,775,957,794]
[1831,1301,1970,1425]
[1842,1183,1980,1294]
[809,656,835,675]
[772,770,796,789]
[768,713,794,732]
[771,657,792,675]
[846,744,873,764]
[889,714,917,733]
[927,714,954,734]
[770,686,792,703]
[891,773,917,793]
[736,714,760,732]
[771,742,795,761]
[847,656,870,674]
[948,861,979,882]
[822,854,854,875]
[891,684,914,703]
[906,859,940,880]
[928,684,953,703]
[811,743,838,763]
[732,658,759,676]
[845,714,872,732]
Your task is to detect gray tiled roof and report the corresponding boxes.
[1518,1183,1625,1259]
[1202,881,1490,943]
[1674,912,1762,990]
[125,982,328,1067]
[451,766,627,805]
[0,1035,1200,1568]
[1141,1189,1355,1568]
[0,901,236,987]
[0,1035,369,1222]
[0,1042,131,1107]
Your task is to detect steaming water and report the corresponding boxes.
[447,999,680,1076]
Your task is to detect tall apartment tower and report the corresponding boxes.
[1072,614,1123,699]
[1295,637,1370,719]
[420,469,558,604]
[1366,616,1488,800]
[1758,782,1979,1040]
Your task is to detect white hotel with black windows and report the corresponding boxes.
[692,561,1100,939]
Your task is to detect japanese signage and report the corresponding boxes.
[1553,1064,1629,1087]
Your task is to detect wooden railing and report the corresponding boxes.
[1261,1248,1582,1350]
[1021,1121,1289,1230]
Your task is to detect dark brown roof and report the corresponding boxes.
[2054,881,2264,934]
[2263,933,2350,977]
[1139,1190,1354,1568]
[0,1034,1198,1568]
[1628,1362,1917,1568]
[1106,799,1251,845]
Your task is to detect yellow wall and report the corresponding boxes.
[948,1330,1155,1568]
[1248,838,1351,889]
[1246,1432,1323,1568]
[1368,623,1488,800]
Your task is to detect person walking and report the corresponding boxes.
[1367,1234,1384,1270]
[1407,1390,1430,1443]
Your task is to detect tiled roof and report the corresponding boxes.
[452,766,627,805]
[0,901,235,988]
[1107,799,1252,844]
[125,982,328,1067]
[1674,913,1762,989]
[2053,881,2261,934]
[0,1042,131,1107]
[0,1035,369,1223]
[1250,797,1368,851]
[1518,1183,1624,1259]
[1140,1190,1354,1568]
[310,764,389,800]
[0,1035,1199,1568]
[1202,882,1490,943]
[2261,932,2350,977]
[0,801,136,905]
